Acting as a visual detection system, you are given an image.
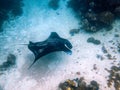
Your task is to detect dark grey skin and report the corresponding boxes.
[28,32,72,68]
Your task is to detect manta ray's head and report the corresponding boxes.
[64,39,73,55]
[64,39,72,49]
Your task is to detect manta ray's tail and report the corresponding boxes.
[19,44,28,45]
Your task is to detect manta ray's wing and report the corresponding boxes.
[48,32,60,39]
[28,41,47,69]
[28,58,37,69]
[48,32,73,55]
[28,32,60,68]
[28,41,44,56]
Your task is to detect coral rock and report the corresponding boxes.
[59,77,99,90]
[99,11,114,25]
[87,37,101,45]
[69,29,80,36]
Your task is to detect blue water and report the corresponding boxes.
[0,0,120,90]
[0,0,80,90]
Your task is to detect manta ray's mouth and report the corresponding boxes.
[64,44,72,55]
[64,40,72,55]
[65,44,71,50]
[64,40,73,49]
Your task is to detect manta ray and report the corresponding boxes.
[28,32,72,68]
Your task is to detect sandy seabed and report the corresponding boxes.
[0,0,120,90]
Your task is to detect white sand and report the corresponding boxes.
[0,0,120,90]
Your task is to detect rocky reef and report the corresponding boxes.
[0,54,16,71]
[87,37,101,45]
[67,0,120,32]
[59,77,99,90]
[0,0,23,32]
[69,29,80,36]
[106,66,120,90]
